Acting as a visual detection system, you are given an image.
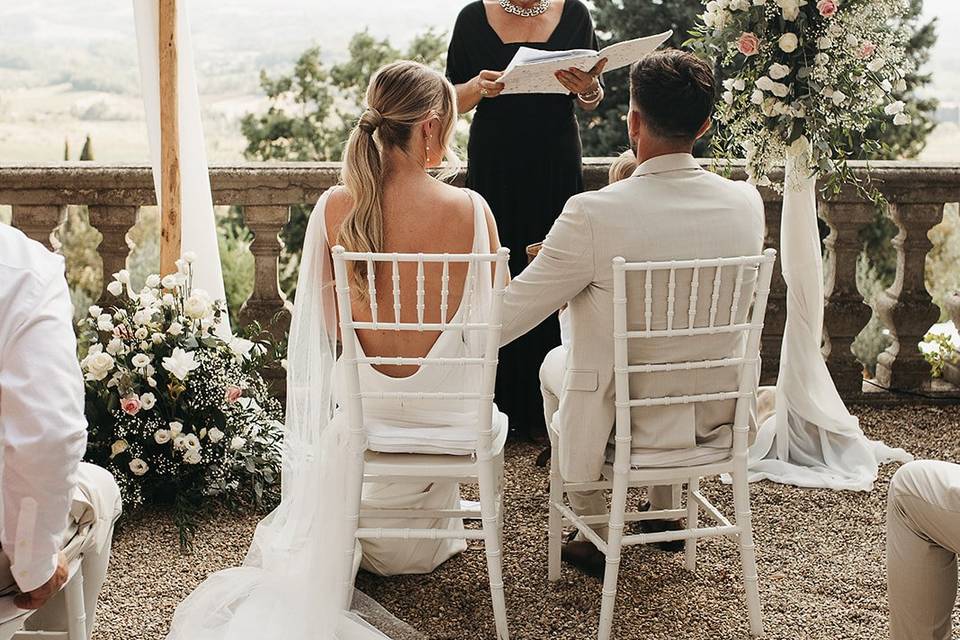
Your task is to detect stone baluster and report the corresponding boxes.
[10,205,64,250]
[875,201,943,391]
[820,201,874,398]
[759,194,786,386]
[239,205,292,337]
[88,206,139,305]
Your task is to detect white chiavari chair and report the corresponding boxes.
[548,249,776,640]
[332,245,512,640]
[0,558,86,640]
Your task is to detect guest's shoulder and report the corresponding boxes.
[0,224,63,283]
[564,0,592,19]
[456,1,486,23]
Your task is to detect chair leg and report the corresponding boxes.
[64,567,86,640]
[597,476,628,640]
[732,467,763,637]
[684,477,699,572]
[479,458,510,640]
[547,444,563,582]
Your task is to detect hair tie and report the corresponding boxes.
[358,108,384,134]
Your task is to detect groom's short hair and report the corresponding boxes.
[630,50,715,141]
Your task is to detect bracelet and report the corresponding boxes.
[578,84,602,104]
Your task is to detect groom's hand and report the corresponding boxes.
[15,553,68,610]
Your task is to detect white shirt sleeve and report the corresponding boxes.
[0,269,87,593]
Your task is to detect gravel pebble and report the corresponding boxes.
[94,404,960,639]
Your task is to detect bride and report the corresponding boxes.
[166,61,506,639]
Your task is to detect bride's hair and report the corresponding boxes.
[339,60,459,295]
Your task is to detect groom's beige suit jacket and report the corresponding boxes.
[500,153,766,483]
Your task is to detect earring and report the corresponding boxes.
[426,144,431,165]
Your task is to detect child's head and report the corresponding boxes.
[608,149,638,184]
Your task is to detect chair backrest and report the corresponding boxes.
[610,249,777,461]
[331,246,511,458]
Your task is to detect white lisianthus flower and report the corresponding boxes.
[722,78,736,90]
[770,82,790,98]
[183,433,201,451]
[173,435,187,451]
[106,280,123,297]
[169,421,183,437]
[884,100,905,115]
[769,63,791,80]
[154,429,171,444]
[163,348,201,380]
[129,458,149,476]
[831,90,848,105]
[778,33,799,53]
[161,274,179,289]
[867,57,885,72]
[131,353,151,369]
[88,305,102,318]
[97,314,114,332]
[818,36,834,49]
[230,436,247,450]
[893,112,912,126]
[152,333,164,345]
[168,322,184,337]
[139,340,150,351]
[140,392,156,410]
[755,76,775,91]
[775,0,806,21]
[114,269,130,285]
[207,427,225,443]
[894,78,907,93]
[184,449,202,465]
[133,309,154,326]
[733,78,746,91]
[134,327,149,341]
[184,290,212,320]
[106,338,124,356]
[83,351,115,381]
[162,293,176,307]
[750,90,764,105]
[228,336,255,360]
[182,251,197,264]
[110,439,128,459]
[881,79,893,92]
[722,90,735,105]
[145,274,161,288]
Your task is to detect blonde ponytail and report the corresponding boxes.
[338,61,460,297]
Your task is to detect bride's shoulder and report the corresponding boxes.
[319,186,353,242]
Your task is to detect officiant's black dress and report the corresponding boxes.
[446,1,599,438]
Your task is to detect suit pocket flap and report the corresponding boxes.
[564,369,599,392]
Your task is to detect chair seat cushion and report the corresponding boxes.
[365,409,509,456]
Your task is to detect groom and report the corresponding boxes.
[499,50,766,573]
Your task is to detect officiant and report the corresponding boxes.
[446,0,604,439]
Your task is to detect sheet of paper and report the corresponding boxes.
[498,30,673,96]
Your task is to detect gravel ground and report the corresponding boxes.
[94,404,960,640]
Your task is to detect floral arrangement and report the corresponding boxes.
[79,254,283,548]
[689,0,915,191]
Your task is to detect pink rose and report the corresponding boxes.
[817,0,838,17]
[737,32,760,57]
[121,395,141,416]
[224,385,243,404]
[857,41,876,59]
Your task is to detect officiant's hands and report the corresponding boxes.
[476,70,506,99]
[555,57,607,95]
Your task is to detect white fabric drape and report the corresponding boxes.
[133,0,228,329]
[747,137,912,491]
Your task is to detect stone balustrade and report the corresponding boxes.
[1,160,957,402]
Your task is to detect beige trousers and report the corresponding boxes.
[540,346,675,543]
[887,460,960,640]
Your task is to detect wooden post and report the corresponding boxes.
[159,0,181,276]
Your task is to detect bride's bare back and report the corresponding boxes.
[325,174,499,378]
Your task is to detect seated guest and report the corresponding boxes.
[499,50,765,574]
[887,460,960,640]
[0,224,121,639]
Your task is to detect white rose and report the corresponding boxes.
[867,58,885,72]
[893,112,912,126]
[129,458,148,476]
[154,429,171,444]
[131,353,151,369]
[145,274,161,288]
[106,338,124,355]
[88,305,102,318]
[831,90,847,105]
[778,33,799,53]
[140,392,156,410]
[133,309,154,326]
[106,280,124,297]
[769,63,791,80]
[83,351,115,381]
[135,327,149,340]
[152,333,164,344]
[818,36,833,49]
[228,336,255,360]
[169,421,183,437]
[184,291,212,320]
[755,76,775,92]
[114,269,130,285]
[722,90,735,105]
[173,435,187,451]
[161,274,179,289]
[162,293,176,307]
[183,434,201,451]
[723,78,736,91]
[183,449,202,465]
[770,82,790,98]
[97,314,114,332]
[230,436,247,451]
[163,348,201,380]
[884,100,905,115]
[733,78,746,91]
[168,322,184,337]
[207,427,225,443]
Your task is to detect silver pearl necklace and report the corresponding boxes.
[499,0,550,18]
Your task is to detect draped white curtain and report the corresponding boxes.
[747,137,912,490]
[133,0,228,331]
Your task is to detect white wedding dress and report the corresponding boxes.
[166,188,506,639]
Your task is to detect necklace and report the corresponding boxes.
[499,0,550,18]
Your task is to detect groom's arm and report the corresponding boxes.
[500,196,596,346]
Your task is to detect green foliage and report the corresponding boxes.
[581,0,937,161]
[79,135,94,161]
[927,203,960,321]
[238,29,448,299]
[922,331,958,378]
